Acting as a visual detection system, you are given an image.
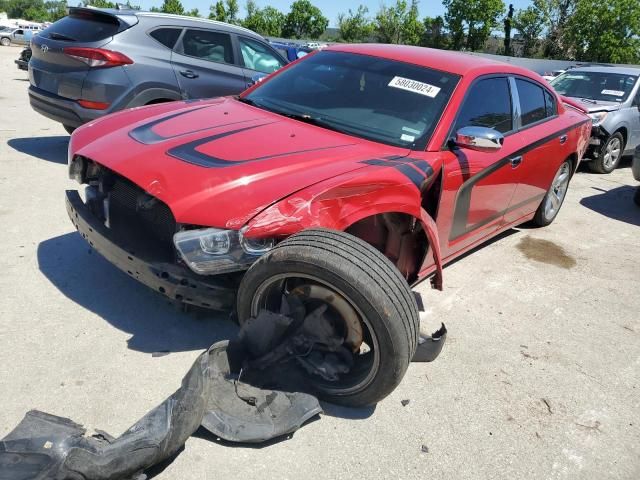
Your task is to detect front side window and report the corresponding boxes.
[454,77,513,134]
[243,51,459,149]
[551,71,639,103]
[181,29,233,64]
[239,37,285,74]
[516,78,547,126]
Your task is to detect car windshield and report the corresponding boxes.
[551,71,638,102]
[244,51,460,149]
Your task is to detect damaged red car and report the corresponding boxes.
[66,44,591,406]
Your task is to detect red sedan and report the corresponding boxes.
[66,44,591,406]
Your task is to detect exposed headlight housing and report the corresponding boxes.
[589,111,608,126]
[174,227,275,275]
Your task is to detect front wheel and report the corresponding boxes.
[590,132,624,174]
[531,160,572,227]
[0,38,10,47]
[236,228,420,407]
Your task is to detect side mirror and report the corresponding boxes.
[454,126,504,153]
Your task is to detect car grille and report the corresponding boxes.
[108,174,177,261]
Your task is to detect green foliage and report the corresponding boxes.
[374,0,424,45]
[0,0,67,22]
[156,0,184,15]
[209,0,238,23]
[282,0,328,39]
[443,0,506,51]
[513,5,544,57]
[337,5,373,43]
[186,7,199,17]
[82,0,116,7]
[422,15,448,49]
[242,1,285,36]
[534,0,576,59]
[567,0,640,63]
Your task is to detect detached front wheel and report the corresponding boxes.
[236,228,420,407]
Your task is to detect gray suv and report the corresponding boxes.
[551,66,640,173]
[29,8,287,133]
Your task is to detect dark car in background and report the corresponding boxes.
[15,46,32,70]
[268,40,312,61]
[28,8,288,133]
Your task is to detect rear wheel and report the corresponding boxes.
[236,228,420,407]
[63,125,76,135]
[0,37,10,47]
[634,187,640,207]
[590,132,624,174]
[531,160,571,227]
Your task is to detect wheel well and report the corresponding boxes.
[567,152,579,176]
[345,212,427,283]
[615,127,628,147]
[145,98,173,105]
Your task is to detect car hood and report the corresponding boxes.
[563,97,621,113]
[72,97,412,229]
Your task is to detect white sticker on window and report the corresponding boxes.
[400,133,415,142]
[402,126,421,135]
[388,76,441,98]
[601,89,625,97]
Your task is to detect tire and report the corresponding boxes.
[590,132,624,174]
[634,187,640,207]
[63,125,76,135]
[236,228,420,407]
[531,159,572,227]
[0,37,10,47]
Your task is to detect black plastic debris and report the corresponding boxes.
[0,338,321,480]
[412,323,447,363]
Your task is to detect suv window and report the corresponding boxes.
[180,29,233,64]
[40,11,123,42]
[239,37,284,74]
[150,28,181,50]
[516,79,548,126]
[454,77,513,134]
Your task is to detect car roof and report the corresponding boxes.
[326,43,538,78]
[566,66,640,76]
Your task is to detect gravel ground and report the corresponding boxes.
[0,46,639,480]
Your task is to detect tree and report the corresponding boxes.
[337,5,373,42]
[374,0,424,45]
[282,0,328,39]
[186,7,200,17]
[513,6,544,57]
[533,0,576,59]
[443,0,505,51]
[209,0,239,23]
[422,15,448,49]
[82,0,116,7]
[566,0,640,63]
[156,0,184,15]
[242,1,285,36]
[503,3,514,55]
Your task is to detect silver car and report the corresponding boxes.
[551,66,640,173]
[0,28,38,46]
[633,146,640,205]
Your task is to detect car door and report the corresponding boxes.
[504,77,572,223]
[237,36,287,83]
[437,76,524,258]
[171,28,247,100]
[13,29,24,43]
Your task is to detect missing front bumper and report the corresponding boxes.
[65,190,237,311]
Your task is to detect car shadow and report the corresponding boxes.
[8,136,69,164]
[579,185,640,227]
[37,232,238,354]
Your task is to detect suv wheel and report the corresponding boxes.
[236,228,420,407]
[0,37,10,46]
[590,132,624,174]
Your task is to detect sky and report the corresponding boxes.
[133,0,535,27]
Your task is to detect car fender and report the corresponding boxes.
[125,87,183,108]
[244,162,444,289]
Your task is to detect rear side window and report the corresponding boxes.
[544,89,556,117]
[454,77,513,134]
[239,37,285,74]
[180,29,233,64]
[40,11,124,42]
[150,28,181,49]
[516,79,547,126]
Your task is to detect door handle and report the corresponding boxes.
[179,70,199,79]
[559,134,568,145]
[510,155,523,168]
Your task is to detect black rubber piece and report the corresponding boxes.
[236,228,420,407]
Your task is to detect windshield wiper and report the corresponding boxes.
[579,97,597,104]
[47,32,76,41]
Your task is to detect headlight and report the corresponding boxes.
[173,227,275,274]
[589,111,608,126]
